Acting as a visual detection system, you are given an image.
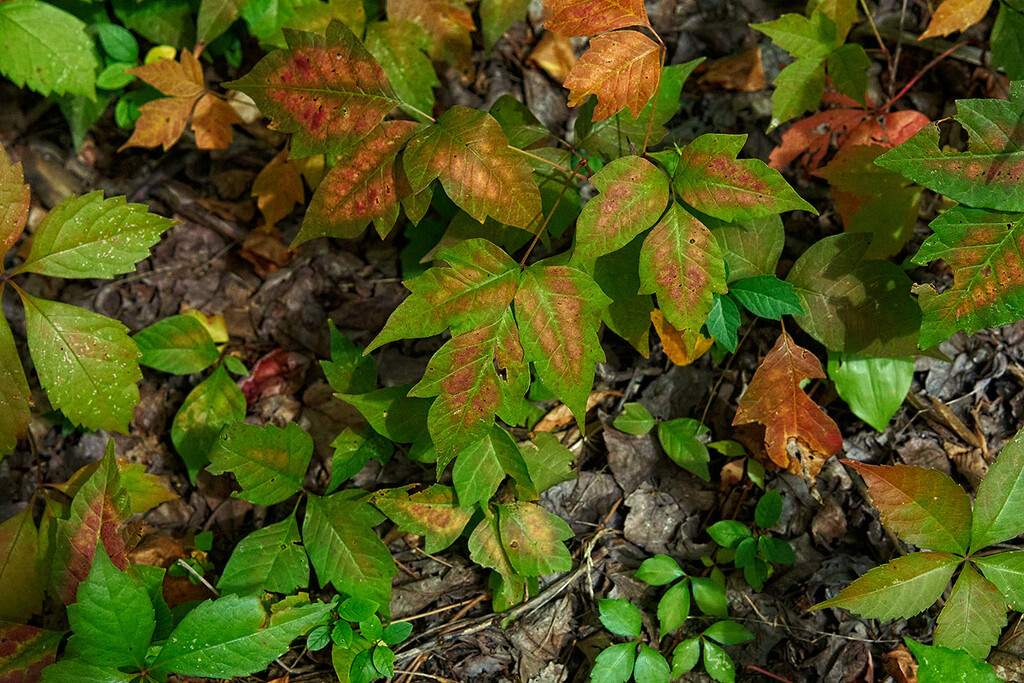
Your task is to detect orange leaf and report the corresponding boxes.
[650,310,713,366]
[698,46,766,92]
[0,144,29,257]
[527,31,577,83]
[387,0,475,73]
[919,0,993,39]
[251,150,305,228]
[119,97,196,152]
[545,0,650,37]
[732,329,842,477]
[191,92,240,149]
[564,30,662,120]
[127,50,204,98]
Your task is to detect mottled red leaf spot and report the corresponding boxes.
[372,484,473,554]
[0,623,61,683]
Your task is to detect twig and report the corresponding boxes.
[747,664,796,683]
[174,559,219,596]
[391,597,484,624]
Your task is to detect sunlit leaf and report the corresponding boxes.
[335,385,430,444]
[133,314,220,375]
[975,551,1024,611]
[498,501,573,575]
[919,0,993,39]
[364,20,439,123]
[905,639,1003,682]
[564,30,662,121]
[371,485,473,553]
[207,422,313,505]
[934,565,1005,659]
[518,432,575,495]
[828,353,913,432]
[971,428,1024,551]
[598,598,642,637]
[728,275,803,320]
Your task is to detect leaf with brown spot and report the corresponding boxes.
[0,507,42,622]
[297,120,420,245]
[118,97,195,152]
[207,422,314,506]
[0,144,29,259]
[569,155,669,270]
[919,0,993,38]
[225,20,400,157]
[732,329,843,477]
[0,623,62,683]
[191,92,240,149]
[650,309,714,366]
[514,263,610,428]
[387,0,475,74]
[638,202,726,334]
[564,30,662,121]
[544,0,650,37]
[371,485,473,553]
[497,502,573,575]
[252,149,306,229]
[403,106,542,230]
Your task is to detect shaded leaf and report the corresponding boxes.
[827,43,870,105]
[207,422,313,505]
[705,294,741,353]
[386,0,474,73]
[828,353,913,432]
[252,149,305,229]
[364,21,439,123]
[766,57,826,130]
[191,92,240,149]
[197,0,239,45]
[709,215,785,283]
[39,660,134,683]
[133,314,220,375]
[0,316,30,457]
[498,501,573,575]
[0,623,62,682]
[934,565,1005,659]
[0,507,42,621]
[328,428,393,491]
[171,366,247,482]
[518,432,576,495]
[468,514,517,594]
[321,321,376,395]
[371,485,472,553]
[728,275,804,320]
[217,512,309,596]
[658,417,710,480]
[564,30,662,121]
[691,576,727,617]
[545,0,650,36]
[480,0,530,49]
[590,641,636,683]
[336,385,430,443]
[971,428,1024,551]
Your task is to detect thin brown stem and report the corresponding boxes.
[519,157,587,267]
[511,147,589,181]
[399,101,437,123]
[879,40,969,111]
[858,0,892,74]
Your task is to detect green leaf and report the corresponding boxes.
[480,0,530,49]
[827,43,870,104]
[751,12,835,59]
[16,192,172,279]
[728,275,803,320]
[364,21,438,124]
[40,659,134,683]
[133,315,220,375]
[706,294,741,352]
[636,554,684,586]
[671,638,700,677]
[66,542,154,669]
[217,512,309,596]
[934,565,1006,660]
[691,576,728,618]
[598,598,642,638]
[171,365,247,482]
[1,623,62,681]
[207,422,312,505]
[151,595,332,677]
[0,316,30,459]
[21,293,141,433]
[993,5,1024,80]
[371,485,472,554]
[518,432,576,495]
[657,578,691,635]
[515,263,610,427]
[703,620,754,645]
[490,95,551,149]
[371,644,395,676]
[451,429,508,509]
[710,215,785,283]
[95,63,135,90]
[337,596,378,622]
[708,520,751,548]
[754,490,783,528]
[336,385,430,444]
[303,492,396,610]
[197,0,240,45]
[906,639,1004,680]
[0,0,99,98]
[743,556,770,590]
[96,23,139,63]
[971,428,1024,551]
[614,402,655,435]
[758,536,796,564]
[828,353,913,432]
[735,537,757,568]
[591,641,636,683]
[498,501,573,576]
[766,57,826,130]
[657,418,711,481]
[593,233,653,353]
[307,624,331,651]
[634,644,671,683]
[813,551,961,619]
[113,0,194,47]
[468,515,518,600]
[975,551,1024,611]
[322,322,376,395]
[382,620,413,645]
[0,506,43,621]
[702,639,737,683]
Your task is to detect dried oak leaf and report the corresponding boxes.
[251,149,305,229]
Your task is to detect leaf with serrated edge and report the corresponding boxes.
[564,30,662,121]
[371,485,473,553]
[813,551,960,619]
[570,156,668,270]
[207,422,313,506]
[498,501,573,575]
[133,314,219,375]
[224,20,399,157]
[404,106,541,230]
[906,639,1003,683]
[674,134,816,221]
[934,564,1005,659]
[545,0,650,36]
[217,513,309,596]
[845,461,972,554]
[452,432,506,509]
[171,365,247,482]
[387,0,475,72]
[732,329,842,477]
[751,12,835,60]
[0,316,30,457]
[365,20,439,122]
[974,552,1024,611]
[119,97,195,152]
[191,92,240,149]
[639,202,726,333]
[514,263,610,427]
[971,427,1024,551]
[0,144,29,257]
[298,120,420,245]
[17,192,174,279]
[0,507,42,621]
[21,293,140,433]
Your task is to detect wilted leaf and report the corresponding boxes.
[545,0,650,37]
[920,0,993,39]
[371,485,473,553]
[207,422,313,505]
[0,507,42,621]
[933,565,1005,659]
[119,97,194,152]
[217,512,309,596]
[564,30,662,121]
[498,501,573,575]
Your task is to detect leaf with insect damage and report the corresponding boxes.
[514,263,611,428]
[732,329,843,477]
[0,144,29,258]
[225,20,399,157]
[298,120,420,245]
[564,30,662,121]
[920,0,994,39]
[403,106,541,230]
[0,507,42,622]
[371,485,473,553]
[544,0,650,37]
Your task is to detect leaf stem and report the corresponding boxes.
[642,46,667,155]
[511,147,589,181]
[858,0,893,74]
[399,101,437,123]
[519,157,587,268]
[878,40,968,112]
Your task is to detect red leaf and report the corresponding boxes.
[0,623,61,683]
[239,349,310,405]
[544,0,650,37]
[564,30,663,120]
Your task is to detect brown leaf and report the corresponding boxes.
[127,50,204,98]
[919,0,993,39]
[698,46,766,92]
[240,226,296,276]
[883,644,918,683]
[564,29,663,120]
[650,310,713,366]
[533,389,618,432]
[544,0,650,37]
[252,150,305,228]
[527,32,577,83]
[191,92,240,149]
[387,0,475,74]
[119,97,196,152]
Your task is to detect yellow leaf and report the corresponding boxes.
[919,0,993,39]
[650,310,713,366]
[252,150,305,228]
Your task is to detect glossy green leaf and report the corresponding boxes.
[372,485,472,553]
[975,551,1024,611]
[451,429,508,509]
[133,315,220,375]
[591,641,636,683]
[171,365,247,482]
[971,428,1024,551]
[751,12,835,59]
[321,321,376,395]
[728,275,803,320]
[702,639,737,683]
[498,501,573,576]
[598,598,642,638]
[658,418,711,481]
[383,621,413,645]
[0,316,30,458]
[217,512,309,596]
[691,576,728,618]
[906,639,1004,679]
[828,353,913,432]
[671,638,700,677]
[657,578,691,635]
[207,422,312,505]
[993,5,1024,80]
[708,520,751,548]
[754,490,783,528]
[0,0,98,98]
[703,620,754,645]
[758,536,795,564]
[732,536,755,567]
[518,432,576,495]
[336,385,430,444]
[0,506,42,621]
[705,293,741,352]
[96,23,138,63]
[634,644,671,683]
[934,565,1006,659]
[636,554,684,586]
[364,20,438,123]
[710,215,785,283]
[614,402,655,435]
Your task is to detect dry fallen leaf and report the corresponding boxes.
[251,149,305,228]
[651,310,713,366]
[919,0,993,39]
[534,389,618,433]
[699,46,766,92]
[528,31,578,83]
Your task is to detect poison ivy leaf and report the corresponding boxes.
[21,293,140,433]
[480,0,530,48]
[652,309,714,366]
[0,144,29,258]
[709,215,785,283]
[751,12,835,59]
[0,0,99,98]
[920,0,993,39]
[934,565,1006,659]
[336,385,431,444]
[845,461,973,554]
[0,623,62,682]
[490,95,551,149]
[0,317,30,458]
[266,0,367,47]
[515,263,610,427]
[225,20,399,157]
[207,422,313,505]
[971,428,1024,551]
[322,321,376,394]
[151,595,332,677]
[364,21,438,123]
[657,578,691,634]
[190,92,241,150]
[371,485,472,553]
[732,329,843,477]
[468,514,518,596]
[197,0,239,45]
[217,512,309,595]
[545,0,650,36]
[813,551,961,619]
[518,432,576,495]
[658,417,711,481]
[766,56,826,130]
[570,156,669,270]
[0,507,42,621]
[564,30,662,121]
[498,501,573,575]
[328,428,393,491]
[975,552,1024,610]
[40,659,134,683]
[591,641,636,683]
[113,0,193,47]
[404,106,541,230]
[614,402,655,435]
[451,429,509,509]
[303,492,395,610]
[598,598,642,638]
[386,0,475,73]
[637,554,684,586]
[828,353,913,432]
[133,314,220,375]
[827,43,870,105]
[171,366,247,482]
[706,294,741,353]
[728,275,804,320]
[906,639,1003,682]
[691,576,728,618]
[674,134,816,221]
[593,234,653,354]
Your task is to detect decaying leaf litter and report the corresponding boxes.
[3,0,1024,681]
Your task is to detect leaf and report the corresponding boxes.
[702,640,736,683]
[786,233,920,357]
[569,156,669,270]
[758,536,795,564]
[751,12,835,60]
[404,106,541,230]
[66,543,154,669]
[171,365,247,482]
[545,0,650,36]
[217,512,309,596]
[207,422,313,505]
[0,623,62,682]
[252,149,305,229]
[515,263,610,427]
[364,20,439,123]
[468,514,517,594]
[0,0,98,98]
[934,565,1006,659]
[710,215,785,283]
[691,576,728,618]
[673,134,816,221]
[119,97,194,152]
[322,321,376,395]
[224,20,399,157]
[845,461,973,554]
[971,428,1024,551]
[39,660,134,683]
[766,57,826,130]
[651,310,714,366]
[828,353,913,432]
[992,5,1024,80]
[451,429,508,509]
[905,639,1003,682]
[708,520,752,548]
[703,621,754,645]
[598,598,642,638]
[498,501,573,575]
[813,551,961,619]
[658,417,711,481]
[21,293,140,433]
[828,43,870,105]
[634,645,671,683]
[754,490,783,529]
[732,329,843,477]
[728,275,804,320]
[593,234,653,353]
[191,92,240,149]
[975,552,1024,610]
[0,507,42,621]
[590,641,636,683]
[705,294,741,353]
[0,316,30,458]
[386,0,475,73]
[0,143,29,258]
[113,0,194,48]
[919,0,993,39]
[151,595,331,677]
[657,578,691,634]
[197,0,239,45]
[328,428,393,490]
[564,30,662,121]
[518,432,576,494]
[614,402,655,435]
[336,385,430,443]
[303,492,396,610]
[133,314,220,375]
[636,554,684,586]
[480,0,530,49]
[371,485,473,553]
[671,638,700,677]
